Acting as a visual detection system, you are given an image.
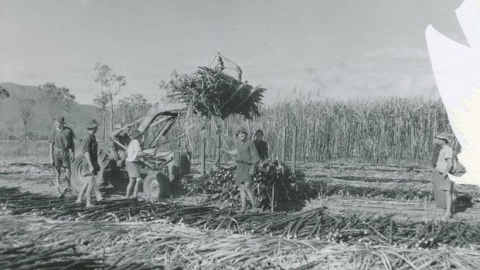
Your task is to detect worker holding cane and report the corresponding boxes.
[221,128,261,213]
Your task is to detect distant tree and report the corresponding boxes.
[38,83,76,130]
[115,94,151,126]
[94,63,126,136]
[0,86,9,116]
[0,86,9,99]
[15,93,37,140]
[93,91,109,141]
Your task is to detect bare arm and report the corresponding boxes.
[221,149,237,156]
[84,151,94,171]
[133,140,150,158]
[265,143,269,160]
[69,133,75,162]
[82,136,93,171]
[445,158,453,174]
[50,143,54,163]
[136,149,149,157]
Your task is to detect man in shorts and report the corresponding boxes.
[221,128,261,213]
[75,119,103,207]
[49,117,75,196]
[125,129,150,198]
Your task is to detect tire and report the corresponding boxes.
[70,158,88,194]
[70,150,111,194]
[143,172,170,200]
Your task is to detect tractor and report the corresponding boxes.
[70,103,192,200]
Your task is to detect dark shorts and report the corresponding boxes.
[126,161,141,178]
[82,162,100,177]
[53,148,70,168]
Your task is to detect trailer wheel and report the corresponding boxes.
[143,173,170,200]
[70,150,111,194]
[70,158,87,193]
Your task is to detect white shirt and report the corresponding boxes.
[126,139,141,162]
[435,145,453,174]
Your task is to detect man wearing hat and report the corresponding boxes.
[125,129,149,199]
[49,116,75,197]
[221,128,261,213]
[76,119,103,207]
[432,132,455,219]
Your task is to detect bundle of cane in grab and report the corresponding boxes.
[166,56,266,120]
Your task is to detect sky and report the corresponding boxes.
[0,0,468,105]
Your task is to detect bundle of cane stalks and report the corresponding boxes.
[166,56,266,120]
[0,243,108,270]
[185,160,296,209]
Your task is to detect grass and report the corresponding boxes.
[0,140,109,163]
[0,141,50,163]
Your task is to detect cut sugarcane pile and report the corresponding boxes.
[2,187,480,249]
[184,160,296,209]
[0,243,108,270]
[166,57,266,120]
[5,216,480,270]
[0,218,169,270]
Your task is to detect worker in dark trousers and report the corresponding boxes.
[253,129,269,161]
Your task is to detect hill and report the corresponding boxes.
[0,82,101,140]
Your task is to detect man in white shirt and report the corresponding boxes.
[432,133,454,219]
[125,129,149,198]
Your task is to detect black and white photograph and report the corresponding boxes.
[1,0,480,269]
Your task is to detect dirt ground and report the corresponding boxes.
[1,161,479,223]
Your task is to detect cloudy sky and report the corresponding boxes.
[0,0,467,105]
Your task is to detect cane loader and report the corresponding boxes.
[70,103,191,200]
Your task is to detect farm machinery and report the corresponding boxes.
[70,54,267,201]
[71,103,192,200]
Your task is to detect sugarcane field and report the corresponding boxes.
[2,1,480,270]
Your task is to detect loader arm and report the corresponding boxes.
[137,103,187,134]
[112,103,187,150]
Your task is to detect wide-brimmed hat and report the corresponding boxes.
[254,129,264,136]
[435,132,451,143]
[235,128,248,136]
[86,119,100,130]
[129,129,142,139]
[54,117,65,123]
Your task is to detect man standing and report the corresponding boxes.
[221,128,261,213]
[125,129,150,198]
[432,132,455,219]
[49,117,75,196]
[253,129,269,161]
[76,119,102,207]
